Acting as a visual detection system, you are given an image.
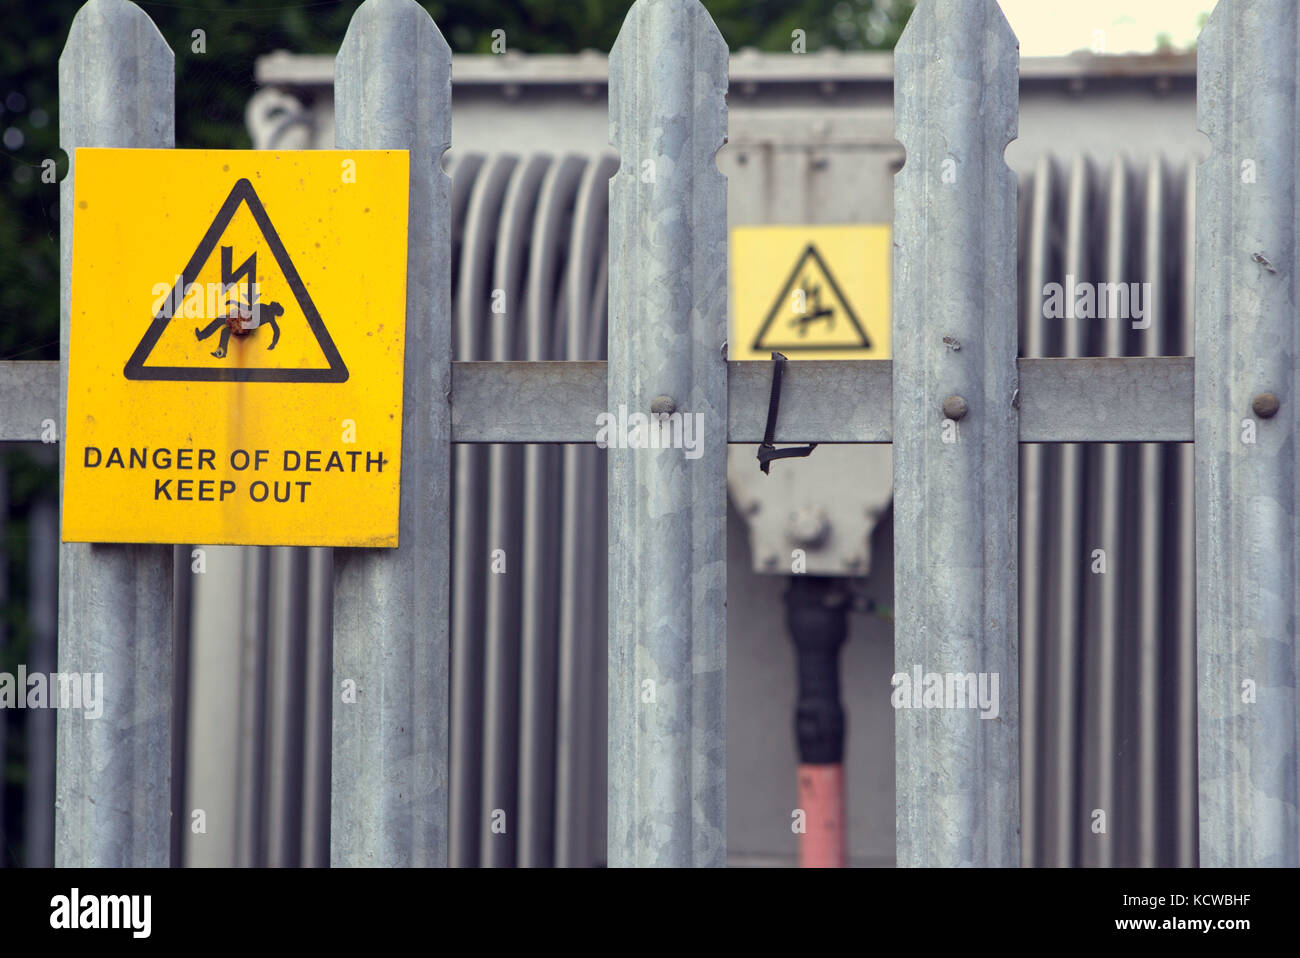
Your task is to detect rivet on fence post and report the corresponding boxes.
[56,0,176,869]
[607,0,729,867]
[650,394,677,415]
[942,395,969,421]
[1251,392,1279,419]
[892,0,1020,867]
[331,0,452,867]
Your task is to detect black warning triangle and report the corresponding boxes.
[750,243,872,352]
[123,178,348,383]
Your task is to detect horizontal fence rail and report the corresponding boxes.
[3,357,1194,446]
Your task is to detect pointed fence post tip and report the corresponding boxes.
[330,0,453,867]
[56,0,175,868]
[606,0,729,868]
[891,0,1020,868]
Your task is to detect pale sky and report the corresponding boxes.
[997,0,1215,56]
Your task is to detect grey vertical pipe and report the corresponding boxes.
[1045,155,1090,867]
[450,155,516,867]
[1084,157,1127,868]
[56,0,175,868]
[1176,159,1199,867]
[26,499,59,866]
[0,466,7,862]
[556,156,616,867]
[607,0,729,868]
[592,249,611,866]
[184,546,245,866]
[1136,156,1166,866]
[1195,0,1300,867]
[892,0,1019,867]
[170,544,193,866]
[266,547,308,866]
[480,156,547,868]
[235,547,269,866]
[1019,156,1052,868]
[300,547,333,867]
[555,444,595,865]
[331,0,452,867]
[518,157,585,867]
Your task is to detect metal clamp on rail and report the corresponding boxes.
[757,351,818,474]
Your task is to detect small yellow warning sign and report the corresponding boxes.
[63,148,410,547]
[730,224,891,361]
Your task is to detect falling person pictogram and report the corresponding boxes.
[789,276,835,336]
[749,243,873,354]
[124,179,349,383]
[194,290,284,359]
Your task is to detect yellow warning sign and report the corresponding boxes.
[63,148,410,547]
[730,224,891,361]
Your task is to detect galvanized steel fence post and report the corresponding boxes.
[1196,0,1300,867]
[331,0,452,867]
[892,0,1020,867]
[607,0,729,867]
[56,0,176,868]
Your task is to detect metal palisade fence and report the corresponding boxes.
[0,0,1289,867]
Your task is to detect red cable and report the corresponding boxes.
[798,763,847,867]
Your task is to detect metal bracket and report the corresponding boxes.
[757,352,818,473]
